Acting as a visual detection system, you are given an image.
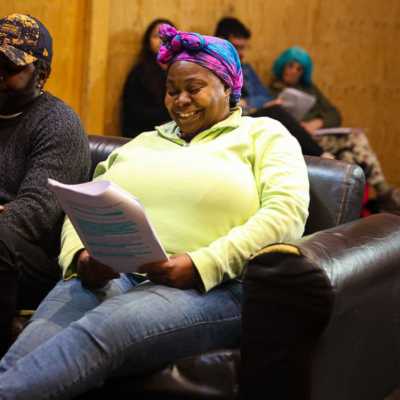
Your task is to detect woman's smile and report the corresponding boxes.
[174,109,202,122]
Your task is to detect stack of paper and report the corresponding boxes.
[278,88,316,121]
[313,127,355,136]
[48,179,168,273]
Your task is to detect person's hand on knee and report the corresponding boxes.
[77,249,120,290]
[138,254,201,290]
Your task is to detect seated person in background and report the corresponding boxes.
[0,24,309,398]
[0,14,91,355]
[214,16,325,157]
[121,18,175,138]
[270,46,400,214]
[269,46,341,133]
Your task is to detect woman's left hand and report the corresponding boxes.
[138,254,200,289]
[77,249,120,289]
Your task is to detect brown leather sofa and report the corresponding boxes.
[17,134,400,400]
[84,134,398,400]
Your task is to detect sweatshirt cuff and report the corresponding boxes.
[187,249,222,292]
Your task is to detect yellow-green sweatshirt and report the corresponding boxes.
[59,108,310,292]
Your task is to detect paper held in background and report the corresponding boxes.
[313,127,362,136]
[48,179,168,273]
[278,87,316,121]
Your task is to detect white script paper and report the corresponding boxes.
[48,179,168,273]
[313,127,355,136]
[278,88,316,121]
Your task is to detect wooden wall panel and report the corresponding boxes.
[106,0,400,187]
[80,0,110,135]
[1,1,400,187]
[0,1,87,115]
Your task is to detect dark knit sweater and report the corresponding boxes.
[0,92,91,256]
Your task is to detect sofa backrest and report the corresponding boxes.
[88,135,365,235]
[303,155,365,233]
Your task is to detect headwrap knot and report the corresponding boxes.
[158,24,207,64]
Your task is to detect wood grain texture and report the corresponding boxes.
[0,0,87,115]
[80,0,110,135]
[1,1,400,186]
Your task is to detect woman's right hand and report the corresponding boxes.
[77,249,120,289]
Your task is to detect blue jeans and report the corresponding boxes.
[0,274,242,399]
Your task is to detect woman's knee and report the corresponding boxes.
[74,282,242,353]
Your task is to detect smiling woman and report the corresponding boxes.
[0,25,310,399]
[165,61,231,141]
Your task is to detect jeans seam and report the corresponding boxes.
[137,313,241,342]
[45,314,241,399]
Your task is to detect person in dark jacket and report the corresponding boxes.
[121,18,175,138]
[0,13,91,355]
[269,46,342,132]
[270,46,400,214]
[214,17,325,157]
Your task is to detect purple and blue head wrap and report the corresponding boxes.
[157,24,243,105]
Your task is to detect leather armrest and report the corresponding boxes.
[291,212,400,313]
[241,213,400,400]
[245,212,400,316]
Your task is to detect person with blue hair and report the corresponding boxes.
[272,46,313,87]
[270,46,400,215]
[270,46,341,131]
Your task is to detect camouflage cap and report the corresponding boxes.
[0,13,53,66]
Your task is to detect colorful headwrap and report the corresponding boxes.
[272,46,313,86]
[157,24,243,105]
